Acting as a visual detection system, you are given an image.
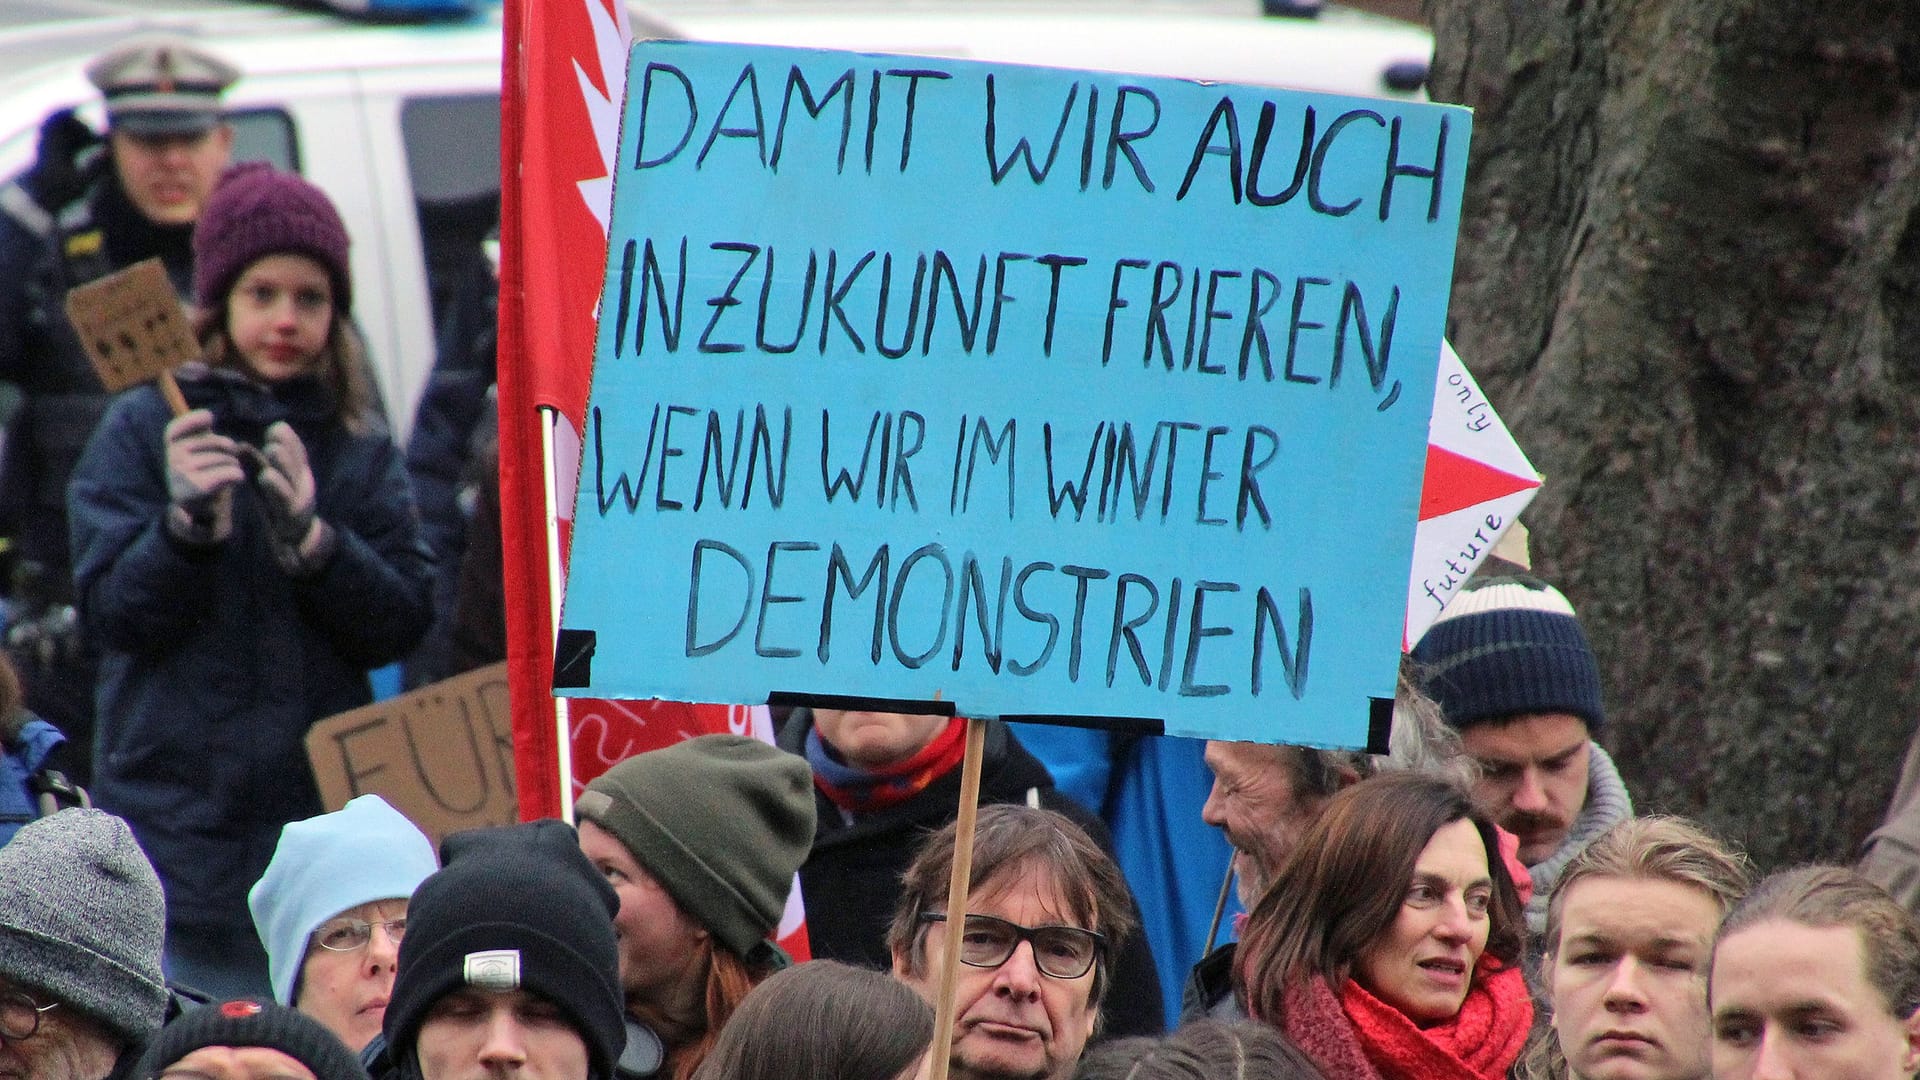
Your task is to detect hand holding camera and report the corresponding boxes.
[163,409,243,545]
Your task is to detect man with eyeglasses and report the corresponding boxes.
[779,707,1163,1036]
[888,804,1137,1080]
[0,809,169,1080]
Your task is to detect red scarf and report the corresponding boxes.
[810,718,968,814]
[1279,960,1533,1080]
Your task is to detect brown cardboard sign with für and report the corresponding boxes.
[305,662,517,846]
[63,257,194,414]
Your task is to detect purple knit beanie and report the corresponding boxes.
[193,161,351,314]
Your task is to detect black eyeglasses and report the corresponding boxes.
[0,987,58,1041]
[918,912,1106,980]
[311,916,408,953]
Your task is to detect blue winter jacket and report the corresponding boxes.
[68,367,433,928]
[0,716,66,846]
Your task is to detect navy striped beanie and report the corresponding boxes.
[1411,576,1605,733]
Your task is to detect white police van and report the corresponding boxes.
[0,0,1431,439]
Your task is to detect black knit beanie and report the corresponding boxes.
[383,820,623,1080]
[1411,575,1606,732]
[134,998,367,1080]
[192,161,352,313]
[575,734,815,962]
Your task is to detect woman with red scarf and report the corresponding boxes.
[1235,772,1534,1080]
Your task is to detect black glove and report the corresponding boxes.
[17,109,101,214]
[256,421,337,576]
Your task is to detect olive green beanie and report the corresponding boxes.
[575,735,815,961]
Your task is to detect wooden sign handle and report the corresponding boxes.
[159,371,189,417]
[927,717,988,1080]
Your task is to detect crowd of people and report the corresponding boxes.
[2,24,1920,1080]
[4,715,1920,1080]
[3,569,1919,1080]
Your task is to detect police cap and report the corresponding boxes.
[84,34,240,136]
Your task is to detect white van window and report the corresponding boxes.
[229,108,299,172]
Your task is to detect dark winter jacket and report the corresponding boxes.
[1,173,194,581]
[68,367,433,929]
[1180,942,1248,1023]
[400,310,496,689]
[776,709,1165,1038]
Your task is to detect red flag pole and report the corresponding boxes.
[498,0,632,819]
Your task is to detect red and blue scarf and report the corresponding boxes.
[806,717,968,814]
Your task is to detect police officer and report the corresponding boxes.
[0,34,239,785]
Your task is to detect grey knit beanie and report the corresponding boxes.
[575,735,814,961]
[0,809,168,1042]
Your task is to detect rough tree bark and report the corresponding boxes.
[1425,0,1920,868]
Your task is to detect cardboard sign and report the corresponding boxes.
[1404,341,1541,648]
[306,662,515,845]
[558,41,1473,747]
[63,258,198,393]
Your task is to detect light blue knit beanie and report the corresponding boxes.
[248,795,437,1005]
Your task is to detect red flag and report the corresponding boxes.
[504,0,622,420]
[499,0,620,820]
[500,0,671,818]
[497,0,793,823]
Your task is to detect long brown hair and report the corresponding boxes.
[634,936,777,1080]
[1234,772,1524,1023]
[0,650,24,743]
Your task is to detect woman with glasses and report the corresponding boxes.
[247,794,436,1052]
[1234,772,1533,1080]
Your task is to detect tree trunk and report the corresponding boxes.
[1426,0,1920,868]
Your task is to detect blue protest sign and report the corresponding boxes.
[556,40,1471,747]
